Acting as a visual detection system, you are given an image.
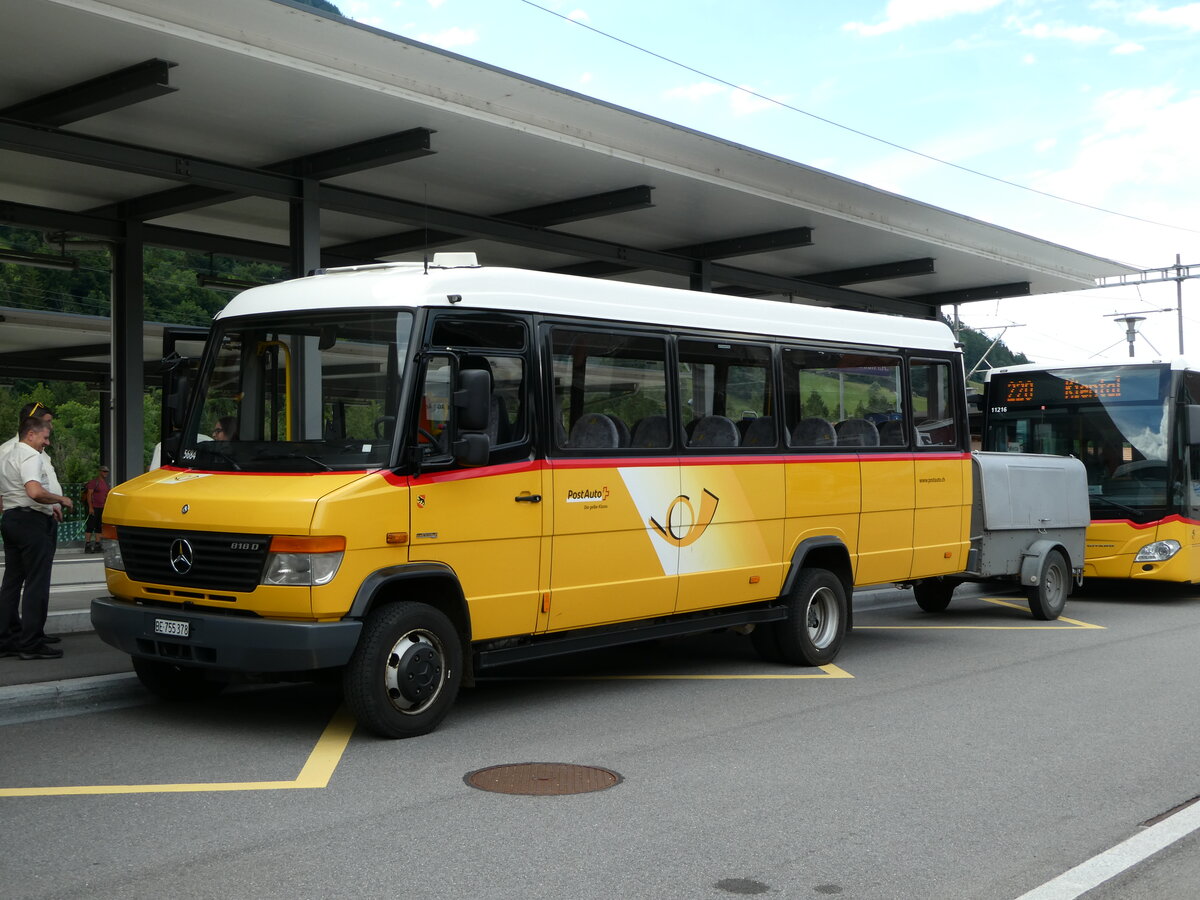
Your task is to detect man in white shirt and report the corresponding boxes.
[0,416,75,660]
[0,402,60,514]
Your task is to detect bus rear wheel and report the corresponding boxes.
[913,577,960,613]
[1027,550,1069,621]
[344,601,462,739]
[776,568,847,666]
[133,657,226,701]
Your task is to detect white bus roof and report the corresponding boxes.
[218,262,959,354]
[984,357,1200,379]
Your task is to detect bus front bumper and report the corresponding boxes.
[91,596,362,673]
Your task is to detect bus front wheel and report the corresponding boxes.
[776,568,847,666]
[1026,550,1069,621]
[344,601,463,739]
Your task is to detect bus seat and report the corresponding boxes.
[876,419,906,446]
[605,414,632,448]
[688,415,740,448]
[630,415,671,448]
[741,416,776,448]
[568,412,620,449]
[791,417,836,447]
[836,418,880,447]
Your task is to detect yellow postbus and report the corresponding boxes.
[984,359,1200,583]
[93,256,972,737]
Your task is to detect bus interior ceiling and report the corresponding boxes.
[0,0,1136,481]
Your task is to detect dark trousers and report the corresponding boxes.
[0,508,58,651]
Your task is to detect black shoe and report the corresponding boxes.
[42,634,62,644]
[19,645,63,660]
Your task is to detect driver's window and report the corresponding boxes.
[417,356,454,460]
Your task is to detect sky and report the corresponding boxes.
[335,0,1200,366]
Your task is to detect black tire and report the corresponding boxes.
[913,577,960,613]
[132,657,226,701]
[1027,549,1070,621]
[776,568,848,666]
[343,601,462,739]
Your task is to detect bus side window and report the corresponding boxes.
[678,338,774,449]
[550,328,670,451]
[782,347,903,450]
[911,359,958,447]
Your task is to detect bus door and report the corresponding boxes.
[675,338,785,612]
[407,316,547,642]
[546,326,678,632]
[846,354,915,584]
[910,358,969,577]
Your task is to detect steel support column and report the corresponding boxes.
[111,221,144,484]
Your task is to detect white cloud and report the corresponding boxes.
[1132,3,1200,30]
[567,9,591,24]
[844,0,1004,37]
[416,26,479,49]
[1111,41,1145,53]
[1034,137,1057,152]
[663,81,726,103]
[730,86,780,117]
[1022,52,1037,64]
[1019,22,1111,42]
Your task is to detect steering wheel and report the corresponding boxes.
[373,416,396,439]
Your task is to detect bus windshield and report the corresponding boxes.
[984,364,1173,522]
[176,309,413,473]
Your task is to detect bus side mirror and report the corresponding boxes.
[453,432,490,467]
[454,368,491,433]
[1187,405,1200,444]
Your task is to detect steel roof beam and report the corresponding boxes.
[668,227,813,260]
[0,59,177,127]
[804,257,936,286]
[85,127,437,220]
[325,185,655,259]
[908,282,1030,304]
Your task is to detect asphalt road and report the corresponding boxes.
[1,581,1198,900]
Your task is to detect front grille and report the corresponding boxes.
[119,526,271,593]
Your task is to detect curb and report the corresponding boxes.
[0,673,147,725]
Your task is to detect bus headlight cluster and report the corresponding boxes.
[262,536,345,586]
[1134,540,1181,563]
[101,524,124,571]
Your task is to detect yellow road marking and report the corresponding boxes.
[857,597,1105,630]
[482,663,853,681]
[0,706,356,798]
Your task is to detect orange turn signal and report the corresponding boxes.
[386,532,409,545]
[269,535,346,553]
[102,523,118,539]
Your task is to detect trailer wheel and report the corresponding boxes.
[133,657,226,701]
[776,568,847,666]
[1027,549,1069,621]
[344,601,462,739]
[913,577,960,613]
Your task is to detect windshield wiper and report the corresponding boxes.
[1090,494,1143,518]
[251,450,333,471]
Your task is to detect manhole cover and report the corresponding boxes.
[464,763,622,796]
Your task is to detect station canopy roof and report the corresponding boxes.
[0,0,1138,383]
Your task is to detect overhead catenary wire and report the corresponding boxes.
[515,0,1200,237]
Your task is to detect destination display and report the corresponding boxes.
[988,366,1168,411]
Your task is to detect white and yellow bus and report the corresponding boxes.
[93,256,971,737]
[984,359,1200,583]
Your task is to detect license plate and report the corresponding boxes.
[153,618,190,638]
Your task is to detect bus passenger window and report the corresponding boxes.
[911,360,958,447]
[783,347,902,450]
[678,339,773,450]
[551,328,670,451]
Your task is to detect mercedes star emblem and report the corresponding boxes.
[169,538,195,575]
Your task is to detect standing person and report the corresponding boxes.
[83,463,111,552]
[0,417,74,660]
[0,402,59,514]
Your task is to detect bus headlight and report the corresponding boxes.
[263,536,346,586]
[101,524,124,571]
[1134,540,1181,562]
